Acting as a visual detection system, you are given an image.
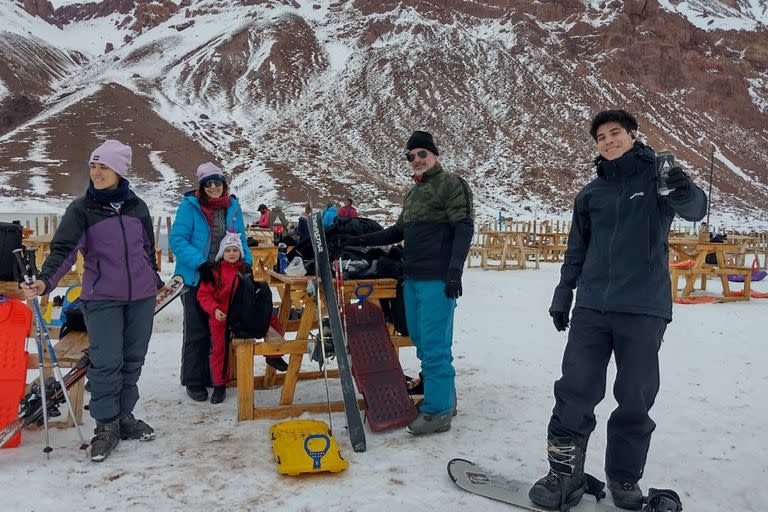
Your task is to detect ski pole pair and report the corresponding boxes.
[13,247,88,457]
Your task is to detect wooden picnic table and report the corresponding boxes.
[669,242,752,302]
[231,270,412,420]
[467,229,540,270]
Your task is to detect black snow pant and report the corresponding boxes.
[180,285,212,388]
[82,297,155,422]
[548,307,667,483]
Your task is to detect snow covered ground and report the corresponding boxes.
[1,263,766,511]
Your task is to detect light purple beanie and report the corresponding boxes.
[197,162,225,185]
[89,140,132,177]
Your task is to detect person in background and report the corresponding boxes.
[256,204,270,228]
[321,202,338,228]
[20,140,163,462]
[294,203,312,242]
[169,163,253,402]
[338,198,359,219]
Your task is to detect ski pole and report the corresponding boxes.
[24,248,88,451]
[13,248,52,457]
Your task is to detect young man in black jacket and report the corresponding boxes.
[528,110,707,510]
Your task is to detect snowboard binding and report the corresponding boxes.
[643,488,682,512]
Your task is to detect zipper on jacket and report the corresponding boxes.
[602,181,623,312]
[118,214,133,301]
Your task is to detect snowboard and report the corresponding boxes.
[345,299,417,432]
[307,211,366,452]
[447,459,625,512]
[0,278,186,449]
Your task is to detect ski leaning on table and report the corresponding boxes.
[447,458,626,512]
[307,211,366,453]
[0,276,187,449]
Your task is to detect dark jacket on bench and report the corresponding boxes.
[551,142,707,321]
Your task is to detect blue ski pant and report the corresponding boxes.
[548,307,667,483]
[82,297,154,422]
[403,279,457,415]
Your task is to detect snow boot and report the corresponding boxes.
[186,385,208,402]
[119,413,155,441]
[643,488,682,512]
[90,419,120,462]
[529,435,587,511]
[266,356,288,372]
[608,479,644,510]
[210,385,226,404]
[405,411,452,436]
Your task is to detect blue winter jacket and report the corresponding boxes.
[170,192,252,286]
[322,205,338,228]
[550,142,707,321]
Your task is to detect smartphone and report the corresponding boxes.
[655,151,675,196]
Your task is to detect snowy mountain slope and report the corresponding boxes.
[1,0,767,226]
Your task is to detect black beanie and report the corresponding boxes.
[406,130,439,156]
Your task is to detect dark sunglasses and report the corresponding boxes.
[405,150,428,162]
[204,180,224,188]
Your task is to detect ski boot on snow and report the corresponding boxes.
[90,419,120,462]
[119,413,155,441]
[406,411,452,435]
[529,435,590,511]
[607,479,643,510]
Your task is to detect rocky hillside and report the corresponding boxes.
[1,0,767,226]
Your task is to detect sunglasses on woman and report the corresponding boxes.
[204,180,224,188]
[405,150,428,162]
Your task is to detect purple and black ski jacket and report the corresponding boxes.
[39,194,162,301]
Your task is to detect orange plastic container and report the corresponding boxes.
[0,298,32,448]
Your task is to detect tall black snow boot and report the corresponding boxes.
[529,435,587,511]
[90,419,120,462]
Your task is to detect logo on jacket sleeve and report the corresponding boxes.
[629,192,645,200]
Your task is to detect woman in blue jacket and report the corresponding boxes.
[170,163,253,402]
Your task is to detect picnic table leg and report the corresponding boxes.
[278,296,316,405]
[236,343,255,421]
[743,272,752,300]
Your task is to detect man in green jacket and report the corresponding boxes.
[344,130,474,435]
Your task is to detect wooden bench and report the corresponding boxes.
[232,272,413,421]
[670,266,752,302]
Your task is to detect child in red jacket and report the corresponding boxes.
[197,232,286,403]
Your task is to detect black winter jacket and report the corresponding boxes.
[360,165,474,281]
[550,143,707,321]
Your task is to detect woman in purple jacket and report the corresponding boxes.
[21,140,163,463]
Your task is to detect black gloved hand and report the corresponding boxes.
[551,311,569,332]
[444,269,463,299]
[666,166,691,195]
[197,261,214,283]
[339,234,365,246]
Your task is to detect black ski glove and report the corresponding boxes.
[666,166,691,196]
[197,261,214,283]
[551,311,569,332]
[339,234,365,246]
[444,269,463,299]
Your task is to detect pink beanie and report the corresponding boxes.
[197,162,225,184]
[89,140,132,177]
